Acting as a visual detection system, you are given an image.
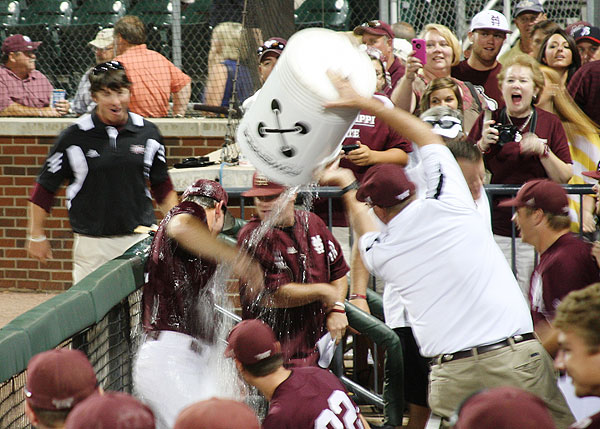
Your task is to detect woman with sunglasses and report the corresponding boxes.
[27,61,178,283]
[391,24,484,131]
[468,54,572,298]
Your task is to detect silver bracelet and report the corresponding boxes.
[28,235,47,242]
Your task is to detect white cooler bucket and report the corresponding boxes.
[237,28,376,186]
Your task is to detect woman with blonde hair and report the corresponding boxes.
[203,22,254,108]
[391,23,483,130]
[468,54,573,298]
[537,65,600,234]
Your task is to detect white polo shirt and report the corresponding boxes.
[359,144,532,357]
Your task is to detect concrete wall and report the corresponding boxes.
[0,117,229,292]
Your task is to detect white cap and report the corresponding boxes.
[470,10,512,33]
[89,28,114,49]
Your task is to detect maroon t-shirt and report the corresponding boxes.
[530,233,600,324]
[237,211,349,367]
[451,60,504,111]
[263,367,365,429]
[570,411,600,429]
[567,60,600,127]
[313,94,412,226]
[142,201,218,342]
[384,56,406,98]
[468,108,572,236]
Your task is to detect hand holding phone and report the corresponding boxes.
[342,143,360,154]
[412,38,427,65]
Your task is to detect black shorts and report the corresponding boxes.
[394,327,430,407]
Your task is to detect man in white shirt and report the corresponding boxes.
[320,71,573,427]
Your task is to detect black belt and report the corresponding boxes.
[432,333,536,365]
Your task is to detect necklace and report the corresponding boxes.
[506,109,534,133]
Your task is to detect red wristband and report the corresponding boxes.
[349,294,367,300]
[329,308,346,314]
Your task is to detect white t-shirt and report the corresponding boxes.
[359,144,532,357]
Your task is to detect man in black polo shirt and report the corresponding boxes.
[27,60,178,283]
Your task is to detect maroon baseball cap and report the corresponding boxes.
[65,392,155,429]
[257,37,286,63]
[583,161,600,180]
[356,164,415,208]
[242,172,286,197]
[498,179,569,215]
[454,386,556,428]
[224,319,281,365]
[174,398,260,429]
[2,34,41,54]
[573,26,600,45]
[353,20,395,40]
[25,349,98,411]
[182,179,228,209]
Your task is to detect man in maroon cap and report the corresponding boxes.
[453,386,556,428]
[354,20,405,95]
[242,37,286,113]
[237,173,349,368]
[0,34,70,117]
[500,179,600,357]
[225,319,369,428]
[65,391,155,429]
[24,349,100,428]
[174,397,260,429]
[134,179,263,429]
[319,71,573,427]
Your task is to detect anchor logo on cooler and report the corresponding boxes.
[257,99,310,158]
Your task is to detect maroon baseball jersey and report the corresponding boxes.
[314,94,412,226]
[142,201,218,342]
[567,61,600,127]
[530,233,600,324]
[263,367,365,429]
[384,56,406,97]
[237,211,349,367]
[468,107,572,236]
[451,60,504,111]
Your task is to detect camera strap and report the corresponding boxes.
[499,107,538,134]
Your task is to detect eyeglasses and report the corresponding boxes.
[257,41,285,55]
[422,116,462,129]
[92,60,124,75]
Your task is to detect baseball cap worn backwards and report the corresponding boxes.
[25,349,97,411]
[174,398,260,429]
[224,319,281,365]
[65,392,155,429]
[242,172,286,197]
[513,0,544,18]
[2,34,41,54]
[354,20,395,40]
[470,10,512,33]
[356,164,416,208]
[89,28,114,49]
[498,179,569,215]
[182,179,228,209]
[258,37,286,63]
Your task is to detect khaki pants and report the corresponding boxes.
[429,339,574,429]
[73,233,147,284]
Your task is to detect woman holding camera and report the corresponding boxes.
[468,54,572,298]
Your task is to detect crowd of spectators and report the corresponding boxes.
[10,0,600,428]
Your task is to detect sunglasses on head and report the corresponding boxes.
[92,61,125,75]
[422,116,462,130]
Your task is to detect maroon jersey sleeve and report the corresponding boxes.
[467,110,485,144]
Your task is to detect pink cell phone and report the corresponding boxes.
[412,38,427,64]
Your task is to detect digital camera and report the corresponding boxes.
[491,123,519,146]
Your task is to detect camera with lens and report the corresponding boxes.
[491,123,519,147]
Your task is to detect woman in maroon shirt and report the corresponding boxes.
[468,54,572,297]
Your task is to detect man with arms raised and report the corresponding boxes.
[320,71,573,427]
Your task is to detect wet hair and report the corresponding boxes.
[30,405,71,428]
[89,68,131,94]
[497,54,545,103]
[537,28,581,84]
[420,24,462,66]
[114,15,147,45]
[554,283,600,352]
[242,354,284,377]
[420,77,464,113]
[446,137,481,162]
